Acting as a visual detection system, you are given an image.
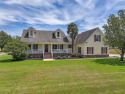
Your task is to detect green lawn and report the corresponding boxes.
[0,55,125,94]
[109,49,119,54]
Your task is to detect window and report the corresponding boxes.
[52,44,63,49]
[78,47,81,54]
[94,35,101,42]
[29,30,33,37]
[57,32,60,37]
[101,47,107,54]
[53,45,57,49]
[28,45,31,49]
[68,45,72,48]
[87,47,94,54]
[60,44,63,49]
[33,44,38,50]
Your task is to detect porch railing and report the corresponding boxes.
[52,49,68,53]
[27,49,43,54]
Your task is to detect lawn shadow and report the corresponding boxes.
[94,58,125,66]
[0,59,21,63]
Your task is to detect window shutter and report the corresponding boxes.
[92,47,94,54]
[36,44,38,49]
[106,47,107,54]
[87,47,88,54]
[99,35,101,42]
[101,47,103,54]
[94,35,96,42]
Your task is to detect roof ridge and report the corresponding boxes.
[75,27,98,44]
[80,27,98,34]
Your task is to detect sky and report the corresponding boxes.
[0,0,125,36]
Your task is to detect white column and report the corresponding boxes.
[43,44,44,59]
[31,44,33,51]
[51,44,53,58]
[67,44,68,53]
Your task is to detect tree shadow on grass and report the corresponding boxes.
[94,58,125,66]
[0,59,21,63]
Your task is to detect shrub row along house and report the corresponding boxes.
[21,27,109,59]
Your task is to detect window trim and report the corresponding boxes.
[94,35,101,42]
[52,44,63,49]
[87,47,94,54]
[78,47,81,54]
[29,30,34,37]
[101,47,107,54]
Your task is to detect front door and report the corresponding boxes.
[45,44,48,53]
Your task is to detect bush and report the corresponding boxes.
[12,51,28,61]
[56,56,67,59]
[3,41,29,61]
[62,56,67,59]
[56,56,62,59]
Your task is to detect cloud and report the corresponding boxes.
[0,0,95,26]
[0,0,125,36]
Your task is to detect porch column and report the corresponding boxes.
[51,44,53,58]
[43,44,44,59]
[67,44,68,53]
[31,44,33,51]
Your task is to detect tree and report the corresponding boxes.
[67,23,78,53]
[103,9,125,61]
[3,41,29,61]
[0,31,12,49]
[13,36,21,41]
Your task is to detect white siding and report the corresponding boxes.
[75,29,109,55]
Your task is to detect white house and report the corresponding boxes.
[21,27,109,59]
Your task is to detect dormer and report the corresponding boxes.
[28,27,35,38]
[55,28,62,39]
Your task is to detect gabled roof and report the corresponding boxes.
[21,28,69,43]
[21,27,100,44]
[75,28,98,44]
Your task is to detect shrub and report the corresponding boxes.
[12,51,28,60]
[56,56,62,59]
[3,41,29,61]
[62,56,67,59]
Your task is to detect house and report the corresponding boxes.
[21,27,109,59]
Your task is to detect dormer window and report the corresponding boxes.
[57,32,60,37]
[29,30,34,37]
[55,28,62,38]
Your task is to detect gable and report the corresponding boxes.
[85,28,104,43]
[75,28,97,44]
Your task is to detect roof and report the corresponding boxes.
[21,28,69,43]
[75,28,98,44]
[21,27,99,44]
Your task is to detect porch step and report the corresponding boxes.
[44,53,52,59]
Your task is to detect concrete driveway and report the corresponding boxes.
[109,54,122,58]
[0,53,7,56]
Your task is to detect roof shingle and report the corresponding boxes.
[75,28,97,43]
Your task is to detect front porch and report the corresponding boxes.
[27,44,69,59]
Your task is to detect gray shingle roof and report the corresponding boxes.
[21,27,98,44]
[21,29,69,43]
[75,28,97,44]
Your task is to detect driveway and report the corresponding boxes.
[109,54,123,58]
[0,53,7,56]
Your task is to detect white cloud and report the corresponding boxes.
[0,9,20,25]
[0,0,125,36]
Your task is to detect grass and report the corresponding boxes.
[0,55,125,94]
[109,49,119,54]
